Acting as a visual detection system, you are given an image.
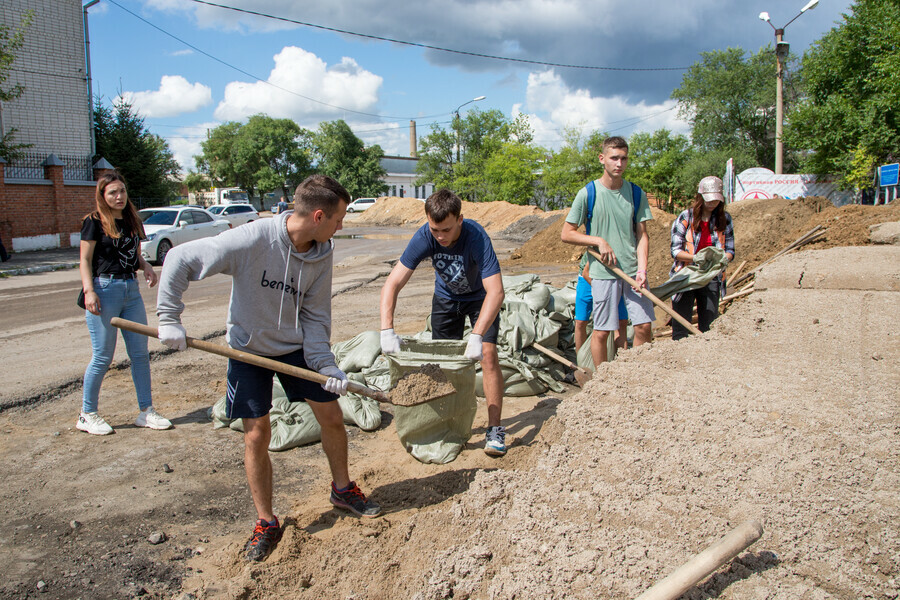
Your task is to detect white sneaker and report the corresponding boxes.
[77,412,113,435]
[135,407,173,430]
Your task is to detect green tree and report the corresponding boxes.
[183,170,210,194]
[627,129,694,212]
[483,140,544,205]
[313,119,387,200]
[0,10,33,160]
[785,0,900,183]
[672,46,800,172]
[416,109,531,202]
[196,121,258,198]
[236,114,315,200]
[675,147,756,207]
[93,99,180,205]
[539,128,607,208]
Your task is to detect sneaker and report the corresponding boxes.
[484,426,507,456]
[76,412,113,435]
[330,481,382,518]
[244,517,282,562]
[135,407,172,430]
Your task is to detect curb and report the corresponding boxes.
[0,262,80,277]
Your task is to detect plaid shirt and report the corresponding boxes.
[670,209,735,277]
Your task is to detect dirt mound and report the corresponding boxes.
[354,197,550,233]
[505,207,676,287]
[506,198,900,286]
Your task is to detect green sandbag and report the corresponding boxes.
[387,339,476,465]
[576,332,617,372]
[333,330,382,373]
[651,247,728,300]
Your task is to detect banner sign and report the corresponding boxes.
[734,168,855,206]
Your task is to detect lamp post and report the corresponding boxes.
[453,96,485,164]
[759,0,819,175]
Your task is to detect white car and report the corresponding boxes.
[207,203,259,227]
[139,207,230,265]
[347,197,377,213]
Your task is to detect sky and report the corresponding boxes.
[84,0,854,172]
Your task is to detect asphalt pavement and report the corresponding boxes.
[0,246,81,277]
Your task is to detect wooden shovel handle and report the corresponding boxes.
[586,250,702,336]
[110,317,391,403]
[532,342,590,375]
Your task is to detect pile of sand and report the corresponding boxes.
[354,196,550,233]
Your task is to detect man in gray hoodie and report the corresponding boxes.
[156,175,380,563]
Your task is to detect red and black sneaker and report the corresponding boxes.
[330,481,382,518]
[244,517,282,562]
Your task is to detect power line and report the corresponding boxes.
[105,0,448,121]
[189,0,689,72]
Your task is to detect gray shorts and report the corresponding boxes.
[590,279,655,331]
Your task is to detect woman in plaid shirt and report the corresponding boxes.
[669,176,735,340]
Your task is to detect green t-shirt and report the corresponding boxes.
[565,179,653,280]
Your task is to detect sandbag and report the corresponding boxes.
[387,339,476,464]
[651,247,728,300]
[333,330,382,374]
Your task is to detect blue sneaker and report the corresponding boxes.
[484,426,507,456]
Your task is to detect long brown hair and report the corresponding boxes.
[689,194,728,234]
[87,172,146,240]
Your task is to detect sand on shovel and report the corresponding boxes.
[390,363,456,406]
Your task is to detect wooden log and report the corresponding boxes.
[724,260,747,289]
[719,288,754,304]
[634,520,764,600]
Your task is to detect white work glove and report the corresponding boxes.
[320,365,349,395]
[380,328,403,354]
[464,333,484,361]
[158,323,187,351]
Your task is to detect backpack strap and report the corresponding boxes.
[585,180,596,234]
[630,182,643,224]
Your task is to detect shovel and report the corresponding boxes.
[111,318,453,406]
[586,250,702,336]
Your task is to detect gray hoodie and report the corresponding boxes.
[156,211,337,371]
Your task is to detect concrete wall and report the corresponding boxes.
[0,0,92,156]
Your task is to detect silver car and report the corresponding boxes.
[139,207,230,265]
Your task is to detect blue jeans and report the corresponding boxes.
[83,277,152,413]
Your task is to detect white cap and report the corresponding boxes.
[698,176,724,202]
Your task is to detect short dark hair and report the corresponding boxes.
[601,136,628,154]
[424,188,462,223]
[292,175,351,216]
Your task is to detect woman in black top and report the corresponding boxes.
[78,172,171,435]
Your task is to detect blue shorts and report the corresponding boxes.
[431,295,500,344]
[225,348,337,420]
[575,276,627,322]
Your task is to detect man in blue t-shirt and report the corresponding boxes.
[380,189,508,456]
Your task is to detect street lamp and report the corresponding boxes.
[759,0,819,174]
[453,95,486,164]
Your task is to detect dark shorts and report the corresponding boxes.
[225,348,337,420]
[431,295,500,344]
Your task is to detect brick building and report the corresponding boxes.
[0,0,100,252]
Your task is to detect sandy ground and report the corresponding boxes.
[0,205,898,599]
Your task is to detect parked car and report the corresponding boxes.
[139,207,230,265]
[347,197,377,213]
[207,203,259,227]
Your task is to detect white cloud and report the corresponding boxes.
[518,70,689,149]
[214,46,382,122]
[171,49,193,57]
[165,121,219,173]
[118,76,212,118]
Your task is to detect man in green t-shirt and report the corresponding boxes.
[561,136,655,368]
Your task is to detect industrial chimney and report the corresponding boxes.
[409,120,417,158]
